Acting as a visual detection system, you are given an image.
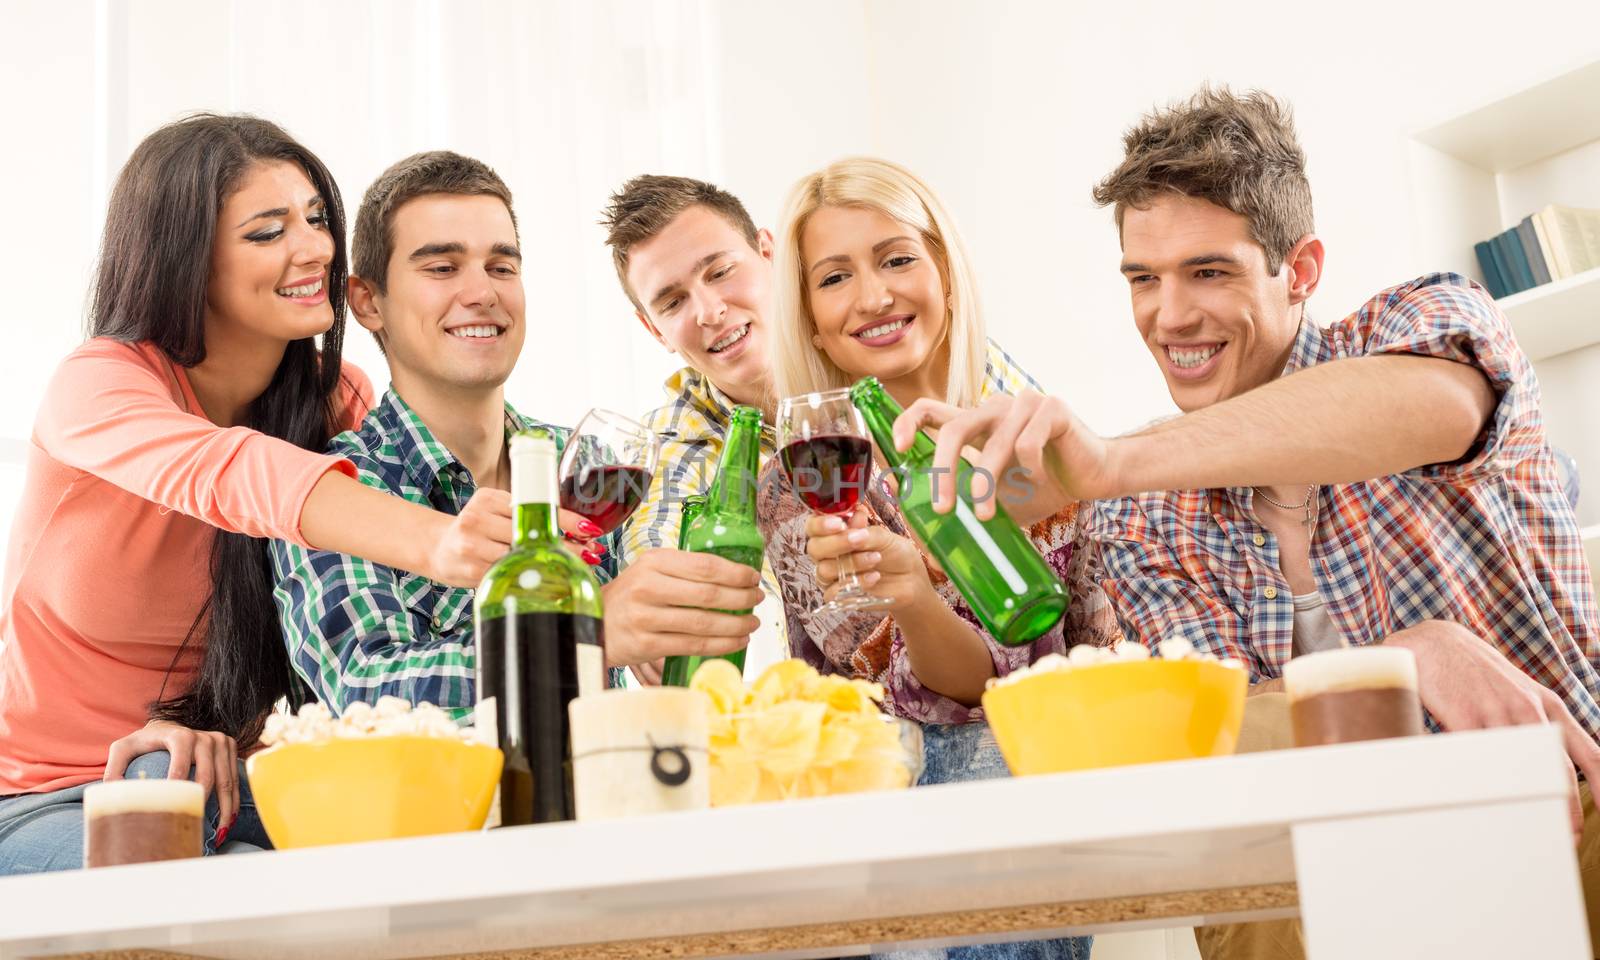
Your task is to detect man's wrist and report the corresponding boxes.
[413,509,451,582]
[1381,619,1457,671]
[1098,434,1144,500]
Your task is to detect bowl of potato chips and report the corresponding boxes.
[688,659,919,805]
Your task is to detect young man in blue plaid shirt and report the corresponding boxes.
[269,153,762,719]
[900,88,1600,958]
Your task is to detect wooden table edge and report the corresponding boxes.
[43,882,1300,960]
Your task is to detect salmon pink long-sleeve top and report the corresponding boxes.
[0,338,372,794]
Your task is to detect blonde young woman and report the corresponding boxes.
[759,158,1114,960]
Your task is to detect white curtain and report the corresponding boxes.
[0,0,726,556]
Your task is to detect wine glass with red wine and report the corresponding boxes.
[558,409,659,537]
[778,388,893,614]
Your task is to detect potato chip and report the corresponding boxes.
[750,659,818,708]
[690,659,748,715]
[710,754,759,807]
[824,679,883,716]
[814,721,860,767]
[741,700,824,779]
[754,768,793,804]
[829,755,912,794]
[698,657,913,807]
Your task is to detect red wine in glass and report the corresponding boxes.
[559,465,652,535]
[780,434,871,516]
[777,389,893,614]
[557,409,659,538]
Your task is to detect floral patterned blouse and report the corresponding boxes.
[756,461,1122,725]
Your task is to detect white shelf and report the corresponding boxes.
[1414,61,1600,172]
[1499,266,1600,361]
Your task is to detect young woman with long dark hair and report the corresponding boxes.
[0,115,525,874]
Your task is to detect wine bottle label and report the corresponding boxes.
[477,695,501,829]
[577,642,604,699]
[473,696,498,748]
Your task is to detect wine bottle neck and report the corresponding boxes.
[514,501,557,547]
[509,435,560,547]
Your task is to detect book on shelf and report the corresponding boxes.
[1474,240,1509,298]
[1516,217,1551,286]
[1489,233,1520,296]
[1541,205,1600,280]
[1500,228,1536,293]
[1530,214,1558,281]
[1476,205,1600,299]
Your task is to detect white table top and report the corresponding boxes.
[0,725,1571,960]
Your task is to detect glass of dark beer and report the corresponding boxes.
[1283,646,1425,748]
[83,778,204,868]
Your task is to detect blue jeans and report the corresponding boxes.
[872,724,1093,960]
[0,751,270,876]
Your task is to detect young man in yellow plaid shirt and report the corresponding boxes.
[600,177,781,683]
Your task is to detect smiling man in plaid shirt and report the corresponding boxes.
[901,87,1600,959]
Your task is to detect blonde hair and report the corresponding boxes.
[771,157,987,408]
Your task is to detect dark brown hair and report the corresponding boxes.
[90,113,351,747]
[599,175,759,311]
[351,150,516,294]
[1092,86,1314,272]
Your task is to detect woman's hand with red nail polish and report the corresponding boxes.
[557,508,603,562]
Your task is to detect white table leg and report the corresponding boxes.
[1292,797,1589,959]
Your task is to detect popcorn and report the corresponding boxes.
[987,639,1242,689]
[1158,637,1195,661]
[260,698,476,747]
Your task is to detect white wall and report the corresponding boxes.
[5,0,1596,470]
[711,0,1600,436]
[0,0,722,434]
[0,0,724,554]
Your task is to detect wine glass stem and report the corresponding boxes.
[835,550,871,596]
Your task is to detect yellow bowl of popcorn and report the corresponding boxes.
[982,647,1247,776]
[246,701,503,849]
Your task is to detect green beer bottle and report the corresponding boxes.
[661,406,765,686]
[850,377,1067,646]
[475,432,606,825]
[676,494,709,549]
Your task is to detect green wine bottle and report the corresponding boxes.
[850,377,1068,646]
[661,407,765,687]
[475,432,606,825]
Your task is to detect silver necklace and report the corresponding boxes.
[1254,485,1318,528]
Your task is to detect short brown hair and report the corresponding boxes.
[1092,86,1313,273]
[351,150,516,293]
[599,175,759,311]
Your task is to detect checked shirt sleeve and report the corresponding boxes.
[269,537,476,721]
[1089,497,1262,678]
[1349,273,1540,485]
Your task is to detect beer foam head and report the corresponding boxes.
[1283,646,1418,701]
[84,778,204,819]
